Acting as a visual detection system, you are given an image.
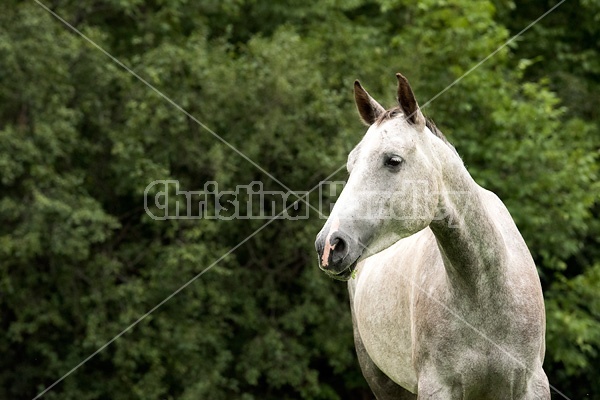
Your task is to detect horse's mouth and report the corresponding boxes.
[328,258,359,281]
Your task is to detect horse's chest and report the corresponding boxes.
[353,257,419,392]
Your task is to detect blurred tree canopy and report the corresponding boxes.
[0,0,598,399]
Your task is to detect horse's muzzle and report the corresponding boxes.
[315,229,361,280]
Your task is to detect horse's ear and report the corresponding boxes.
[354,80,385,126]
[396,73,426,129]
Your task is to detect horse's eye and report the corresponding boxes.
[384,155,404,169]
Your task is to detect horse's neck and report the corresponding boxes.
[428,152,508,290]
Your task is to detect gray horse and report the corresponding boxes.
[315,74,549,399]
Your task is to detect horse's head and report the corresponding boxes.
[315,73,447,280]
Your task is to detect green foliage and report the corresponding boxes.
[545,263,600,397]
[1,0,598,399]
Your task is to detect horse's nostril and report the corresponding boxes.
[330,237,340,248]
[331,236,348,263]
[317,229,353,269]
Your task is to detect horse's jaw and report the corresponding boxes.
[325,257,360,281]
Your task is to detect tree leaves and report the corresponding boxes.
[1,0,598,399]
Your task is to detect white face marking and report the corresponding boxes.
[320,216,340,267]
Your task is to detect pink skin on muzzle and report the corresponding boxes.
[320,217,340,268]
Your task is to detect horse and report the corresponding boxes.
[315,73,550,399]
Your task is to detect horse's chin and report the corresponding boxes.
[327,258,359,281]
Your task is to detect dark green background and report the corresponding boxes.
[1,0,598,398]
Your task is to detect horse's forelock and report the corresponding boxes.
[374,106,403,126]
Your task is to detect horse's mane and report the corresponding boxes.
[426,118,460,157]
[423,117,449,145]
